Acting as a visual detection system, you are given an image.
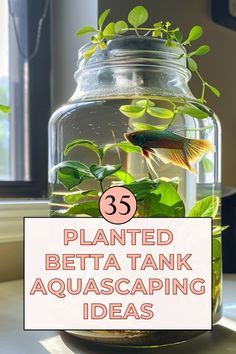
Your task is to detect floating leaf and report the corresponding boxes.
[132,122,169,131]
[205,83,221,97]
[103,22,116,39]
[202,157,214,173]
[114,170,135,184]
[115,20,128,34]
[90,164,122,182]
[76,26,97,37]
[177,103,209,118]
[98,9,111,30]
[119,105,146,118]
[187,57,198,72]
[188,196,219,218]
[104,141,142,154]
[0,104,10,113]
[147,106,174,119]
[136,99,155,108]
[64,139,103,160]
[189,45,210,57]
[63,201,101,217]
[213,225,229,236]
[185,25,203,44]
[128,6,149,28]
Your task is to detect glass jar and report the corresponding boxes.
[48,36,222,347]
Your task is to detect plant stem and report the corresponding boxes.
[99,181,104,193]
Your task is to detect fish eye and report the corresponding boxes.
[131,133,136,138]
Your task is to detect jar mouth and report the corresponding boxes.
[78,36,188,75]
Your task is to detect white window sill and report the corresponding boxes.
[0,200,48,243]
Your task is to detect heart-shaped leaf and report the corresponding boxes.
[64,200,101,217]
[114,170,135,184]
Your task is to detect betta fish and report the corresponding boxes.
[125,130,214,174]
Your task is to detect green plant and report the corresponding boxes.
[76,5,220,103]
[0,104,10,113]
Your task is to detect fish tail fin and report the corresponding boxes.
[142,148,159,178]
[154,138,214,174]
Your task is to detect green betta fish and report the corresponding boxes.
[125,130,214,174]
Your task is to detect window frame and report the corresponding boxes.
[0,0,51,198]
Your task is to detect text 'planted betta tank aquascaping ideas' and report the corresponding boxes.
[48,5,226,347]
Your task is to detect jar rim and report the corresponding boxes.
[77,36,189,79]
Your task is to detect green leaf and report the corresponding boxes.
[177,103,209,118]
[90,164,122,182]
[187,57,198,72]
[143,180,185,217]
[119,105,146,118]
[188,196,219,218]
[147,107,174,119]
[132,122,169,131]
[64,200,101,217]
[174,30,183,43]
[76,26,97,37]
[64,190,98,204]
[84,44,99,59]
[191,102,214,117]
[104,141,142,154]
[114,170,135,184]
[124,178,159,201]
[128,6,149,28]
[103,22,116,39]
[202,157,214,173]
[98,9,111,30]
[189,45,210,57]
[136,99,155,108]
[0,104,10,113]
[64,139,103,160]
[58,167,84,190]
[213,239,221,261]
[205,83,221,97]
[213,225,229,236]
[115,20,128,34]
[185,25,203,44]
[56,161,93,190]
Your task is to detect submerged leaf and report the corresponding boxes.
[64,190,98,204]
[177,103,209,118]
[64,200,101,217]
[114,170,135,184]
[64,139,103,160]
[188,196,219,218]
[104,141,142,154]
[90,164,122,182]
[132,122,169,131]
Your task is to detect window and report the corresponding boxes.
[0,0,51,197]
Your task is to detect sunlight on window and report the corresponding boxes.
[0,0,10,180]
